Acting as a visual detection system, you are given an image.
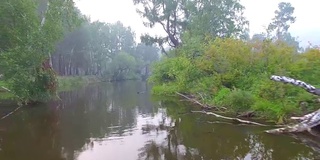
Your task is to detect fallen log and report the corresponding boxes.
[266,75,320,134]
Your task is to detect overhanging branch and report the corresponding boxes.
[270,75,320,96]
[266,75,320,134]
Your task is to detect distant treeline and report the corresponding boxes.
[52,21,160,81]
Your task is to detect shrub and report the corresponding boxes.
[149,36,320,120]
[213,87,231,106]
[223,89,255,112]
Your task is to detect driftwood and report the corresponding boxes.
[265,75,320,134]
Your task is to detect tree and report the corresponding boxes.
[52,21,137,77]
[108,52,137,81]
[266,2,301,52]
[187,0,248,40]
[133,0,187,53]
[133,0,248,54]
[134,43,159,64]
[249,33,267,53]
[267,2,296,40]
[251,33,267,42]
[0,0,81,103]
[281,32,301,51]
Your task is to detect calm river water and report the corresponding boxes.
[0,81,319,160]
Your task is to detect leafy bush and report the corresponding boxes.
[223,89,255,112]
[151,83,181,96]
[149,37,320,120]
[213,87,231,106]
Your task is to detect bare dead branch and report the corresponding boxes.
[176,92,211,109]
[192,111,269,126]
[1,106,23,120]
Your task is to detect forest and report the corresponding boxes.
[0,0,159,104]
[0,0,320,123]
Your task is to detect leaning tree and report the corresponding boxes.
[266,75,320,134]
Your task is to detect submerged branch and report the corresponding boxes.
[1,106,23,120]
[192,111,269,126]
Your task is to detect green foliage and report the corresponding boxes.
[0,0,82,103]
[133,0,248,51]
[107,52,138,81]
[0,81,6,87]
[0,81,14,100]
[252,99,282,119]
[57,76,99,91]
[149,35,320,120]
[223,89,255,112]
[149,56,202,94]
[213,87,231,106]
[151,84,180,96]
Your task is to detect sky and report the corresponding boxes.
[74,0,320,47]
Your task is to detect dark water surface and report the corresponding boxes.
[0,81,319,160]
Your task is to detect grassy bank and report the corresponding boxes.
[57,75,101,91]
[0,75,101,101]
[0,81,14,100]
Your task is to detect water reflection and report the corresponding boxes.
[0,81,319,160]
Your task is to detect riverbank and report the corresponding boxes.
[57,75,101,91]
[0,75,101,101]
[149,39,320,123]
[0,81,13,101]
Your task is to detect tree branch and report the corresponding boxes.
[270,75,320,96]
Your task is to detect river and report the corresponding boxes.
[0,81,319,160]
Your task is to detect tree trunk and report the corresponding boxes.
[266,75,320,134]
[37,0,57,94]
